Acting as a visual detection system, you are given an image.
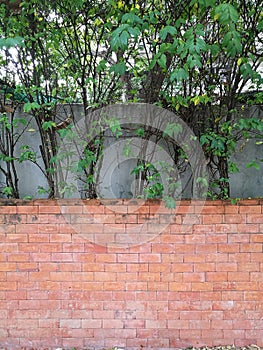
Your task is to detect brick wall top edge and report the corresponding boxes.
[0,198,262,206]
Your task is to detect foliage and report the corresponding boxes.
[0,0,262,200]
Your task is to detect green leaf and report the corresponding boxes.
[214,3,239,24]
[108,118,122,138]
[110,24,132,51]
[0,36,24,49]
[135,128,145,137]
[23,102,41,113]
[170,68,189,82]
[246,160,260,170]
[13,118,27,126]
[222,30,242,57]
[109,62,127,75]
[164,196,176,209]
[122,13,142,25]
[240,63,254,80]
[163,122,183,138]
[37,186,49,195]
[159,25,177,40]
[2,186,13,196]
[157,54,167,69]
[23,195,33,200]
[42,121,56,130]
[96,59,107,73]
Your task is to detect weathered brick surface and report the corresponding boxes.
[0,198,263,349]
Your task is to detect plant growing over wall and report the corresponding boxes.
[0,0,262,199]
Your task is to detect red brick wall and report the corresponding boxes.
[0,199,263,349]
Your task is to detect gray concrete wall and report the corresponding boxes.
[0,103,262,199]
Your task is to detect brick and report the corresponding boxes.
[215,224,238,233]
[94,272,116,282]
[218,243,240,253]
[202,215,223,224]
[169,282,191,292]
[223,329,245,338]
[148,282,168,291]
[194,263,215,272]
[168,319,189,329]
[152,243,175,253]
[162,253,183,263]
[73,253,94,263]
[182,254,204,264]
[0,206,16,214]
[196,244,217,253]
[30,253,51,262]
[251,234,263,242]
[171,263,193,273]
[224,205,239,214]
[224,214,246,224]
[229,252,251,263]
[51,253,73,261]
[60,319,81,328]
[206,272,228,282]
[6,234,28,243]
[71,272,94,281]
[0,282,17,290]
[82,263,105,272]
[193,224,215,234]
[211,319,233,329]
[16,223,38,234]
[206,233,228,243]
[29,271,50,281]
[112,291,135,300]
[180,311,202,320]
[183,272,205,283]
[237,223,260,233]
[202,329,224,338]
[49,234,72,242]
[148,263,170,273]
[139,253,161,263]
[102,319,123,328]
[252,252,263,262]
[244,291,263,300]
[60,205,83,214]
[62,338,84,349]
[7,271,28,282]
[39,243,62,252]
[126,282,147,291]
[201,291,221,301]
[250,272,263,281]
[137,272,159,282]
[191,282,213,291]
[39,205,61,214]
[117,253,138,263]
[201,206,224,214]
[228,233,250,243]
[146,319,167,328]
[216,262,237,271]
[234,282,258,291]
[174,243,196,254]
[228,271,250,282]
[240,243,262,252]
[240,205,261,214]
[103,281,126,291]
[185,234,206,244]
[0,262,16,271]
[63,243,85,252]
[28,233,49,243]
[8,253,30,262]
[126,263,148,272]
[180,329,202,339]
